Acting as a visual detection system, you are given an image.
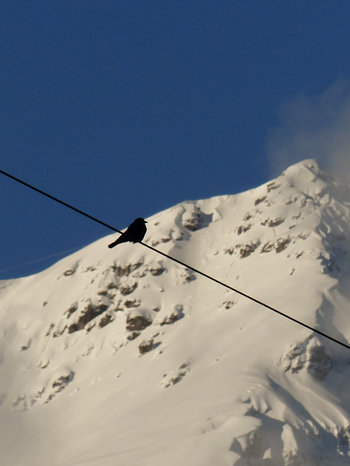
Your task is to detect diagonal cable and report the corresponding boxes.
[1,168,350,350]
[0,169,122,234]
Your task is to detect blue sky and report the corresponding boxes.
[1,1,350,278]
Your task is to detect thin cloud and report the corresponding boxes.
[267,80,350,177]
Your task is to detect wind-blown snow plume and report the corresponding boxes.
[267,80,350,177]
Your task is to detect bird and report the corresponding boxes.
[108,217,147,248]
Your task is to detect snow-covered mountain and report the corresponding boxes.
[1,159,350,466]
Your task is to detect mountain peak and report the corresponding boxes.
[1,160,350,465]
[280,158,322,185]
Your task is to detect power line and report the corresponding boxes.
[1,168,350,351]
[141,242,350,349]
[0,169,123,234]
[0,243,90,275]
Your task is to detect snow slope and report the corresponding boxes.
[1,159,350,465]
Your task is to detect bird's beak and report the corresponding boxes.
[145,220,148,223]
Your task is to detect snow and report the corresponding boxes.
[1,159,350,465]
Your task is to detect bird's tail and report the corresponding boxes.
[108,235,127,248]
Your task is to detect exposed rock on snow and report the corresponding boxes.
[67,301,109,334]
[282,337,333,380]
[161,362,190,388]
[182,202,202,231]
[158,304,184,325]
[237,223,252,235]
[118,280,138,296]
[138,338,154,355]
[275,237,291,253]
[239,240,261,258]
[126,312,152,332]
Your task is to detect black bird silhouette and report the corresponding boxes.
[108,217,147,248]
